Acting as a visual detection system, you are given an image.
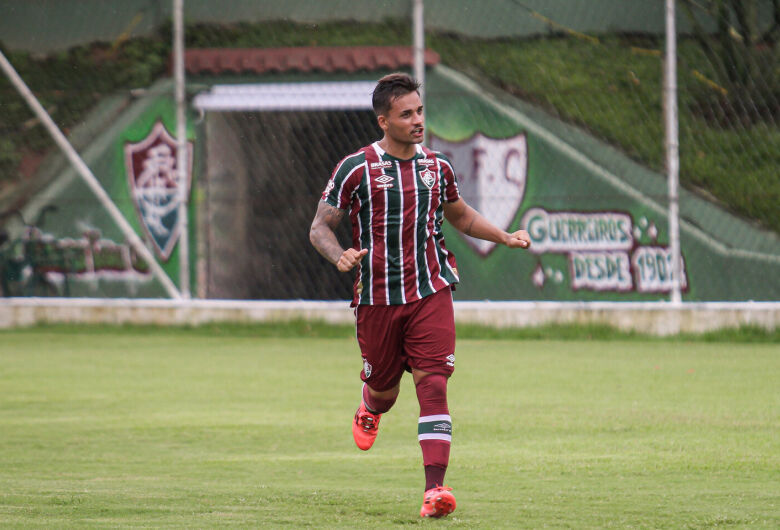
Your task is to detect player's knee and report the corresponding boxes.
[415,372,447,390]
[415,373,448,404]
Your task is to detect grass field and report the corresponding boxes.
[0,325,778,528]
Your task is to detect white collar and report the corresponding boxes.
[371,142,424,158]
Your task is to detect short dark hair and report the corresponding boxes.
[372,72,420,116]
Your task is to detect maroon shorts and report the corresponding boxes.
[355,287,455,392]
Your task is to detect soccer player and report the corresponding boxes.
[309,72,531,518]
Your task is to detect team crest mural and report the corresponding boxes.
[430,133,528,256]
[124,121,192,261]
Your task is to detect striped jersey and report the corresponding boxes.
[322,142,460,306]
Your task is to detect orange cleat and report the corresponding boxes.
[420,486,456,518]
[352,402,381,450]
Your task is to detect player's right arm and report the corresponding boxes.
[309,201,367,272]
[311,151,367,272]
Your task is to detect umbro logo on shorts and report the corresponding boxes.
[446,354,455,367]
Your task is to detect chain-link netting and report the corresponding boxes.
[0,1,175,297]
[420,0,778,302]
[0,1,778,300]
[0,2,171,187]
[677,0,779,230]
[202,110,381,300]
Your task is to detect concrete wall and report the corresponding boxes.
[1,298,777,336]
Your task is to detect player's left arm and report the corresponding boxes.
[443,197,530,249]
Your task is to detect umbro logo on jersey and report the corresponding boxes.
[375,174,395,189]
[370,161,393,169]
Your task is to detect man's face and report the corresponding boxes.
[379,91,424,146]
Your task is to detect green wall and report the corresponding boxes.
[425,66,780,301]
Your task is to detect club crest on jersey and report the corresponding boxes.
[375,174,394,189]
[124,121,192,261]
[363,360,373,377]
[420,168,436,189]
[370,161,393,169]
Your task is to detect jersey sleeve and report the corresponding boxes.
[436,152,461,203]
[322,153,365,210]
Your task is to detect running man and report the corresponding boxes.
[309,72,531,518]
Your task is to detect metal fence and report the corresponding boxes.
[0,0,778,302]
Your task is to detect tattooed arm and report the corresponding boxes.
[309,200,367,272]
